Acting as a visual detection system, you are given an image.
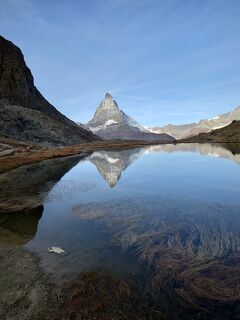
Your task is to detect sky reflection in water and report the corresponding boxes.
[21,144,240,278]
[1,143,240,315]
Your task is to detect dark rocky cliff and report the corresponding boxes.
[0,35,99,145]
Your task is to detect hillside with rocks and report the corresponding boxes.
[179,120,240,143]
[0,35,99,146]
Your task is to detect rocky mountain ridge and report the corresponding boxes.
[0,35,98,146]
[148,107,240,139]
[148,106,240,139]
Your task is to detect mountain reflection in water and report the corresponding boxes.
[89,143,240,187]
[0,156,86,245]
[74,143,240,316]
[0,206,43,245]
[0,155,84,213]
[1,143,240,319]
[89,149,144,187]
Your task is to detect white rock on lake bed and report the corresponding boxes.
[48,246,66,255]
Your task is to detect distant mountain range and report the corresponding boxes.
[0,35,98,146]
[148,106,240,139]
[84,93,175,142]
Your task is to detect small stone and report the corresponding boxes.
[47,246,67,255]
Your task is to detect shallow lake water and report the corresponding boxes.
[1,143,240,319]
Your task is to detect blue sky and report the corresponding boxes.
[1,0,240,126]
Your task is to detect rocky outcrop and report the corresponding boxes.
[86,93,175,142]
[148,106,240,139]
[0,35,99,145]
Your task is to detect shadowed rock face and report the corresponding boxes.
[86,93,175,142]
[0,35,99,145]
[0,206,43,245]
[149,106,240,139]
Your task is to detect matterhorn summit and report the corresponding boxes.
[89,93,127,127]
[87,93,175,142]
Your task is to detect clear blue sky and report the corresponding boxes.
[1,0,240,126]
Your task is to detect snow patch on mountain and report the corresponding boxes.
[105,119,118,126]
[208,116,220,121]
[212,123,230,130]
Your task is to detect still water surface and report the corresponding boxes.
[1,143,240,319]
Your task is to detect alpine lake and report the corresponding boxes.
[0,143,240,320]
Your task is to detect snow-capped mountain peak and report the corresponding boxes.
[86,93,175,142]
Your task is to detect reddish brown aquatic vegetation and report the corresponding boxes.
[73,198,240,313]
[54,271,160,320]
